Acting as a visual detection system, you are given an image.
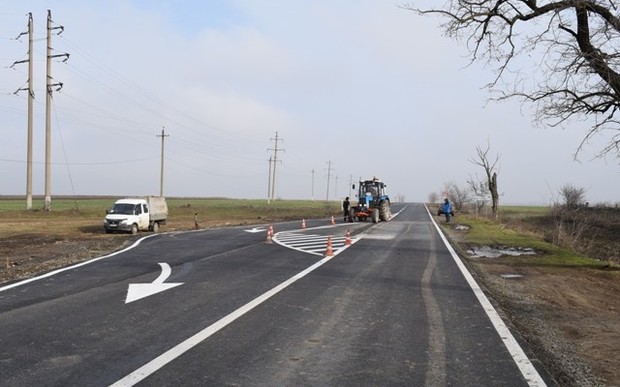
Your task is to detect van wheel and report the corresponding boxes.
[131,224,138,235]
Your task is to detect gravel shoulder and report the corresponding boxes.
[442,224,620,386]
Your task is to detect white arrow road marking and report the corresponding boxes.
[125,263,184,304]
[110,253,338,387]
[244,227,266,233]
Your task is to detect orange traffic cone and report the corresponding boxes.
[301,219,307,229]
[325,236,334,256]
[265,225,274,244]
[330,216,336,225]
[345,229,352,246]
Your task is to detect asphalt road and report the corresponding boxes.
[0,203,550,386]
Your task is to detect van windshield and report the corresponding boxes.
[109,203,136,215]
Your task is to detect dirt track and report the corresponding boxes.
[1,225,619,386]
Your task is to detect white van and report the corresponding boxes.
[103,196,168,234]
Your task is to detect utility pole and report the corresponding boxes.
[44,10,68,211]
[12,13,34,210]
[268,132,284,203]
[325,160,333,202]
[157,127,169,197]
[267,156,273,203]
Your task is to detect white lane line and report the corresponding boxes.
[425,206,547,387]
[109,253,339,387]
[362,234,396,240]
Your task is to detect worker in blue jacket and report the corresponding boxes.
[442,198,453,223]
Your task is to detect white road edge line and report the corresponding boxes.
[109,253,339,387]
[426,205,547,387]
[0,234,159,292]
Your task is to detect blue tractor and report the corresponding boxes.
[351,177,391,223]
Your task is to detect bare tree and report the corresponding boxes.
[403,1,620,158]
[559,184,588,208]
[469,144,500,218]
[443,181,471,212]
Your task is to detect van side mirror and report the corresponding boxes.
[352,184,356,189]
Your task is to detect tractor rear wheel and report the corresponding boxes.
[380,201,390,221]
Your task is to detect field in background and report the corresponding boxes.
[0,196,342,238]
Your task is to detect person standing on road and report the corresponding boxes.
[442,198,453,223]
[343,197,351,222]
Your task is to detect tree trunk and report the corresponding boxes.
[489,172,499,219]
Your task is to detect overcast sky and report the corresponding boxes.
[1,0,618,205]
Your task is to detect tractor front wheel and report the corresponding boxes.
[372,209,379,223]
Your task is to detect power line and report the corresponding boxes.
[59,35,261,143]
[0,157,159,166]
[52,98,76,197]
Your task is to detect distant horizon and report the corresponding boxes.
[1,194,617,208]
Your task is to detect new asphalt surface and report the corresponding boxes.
[0,203,550,386]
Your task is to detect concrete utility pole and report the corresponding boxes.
[325,160,333,202]
[157,127,169,197]
[44,10,68,211]
[268,132,284,203]
[267,156,273,203]
[26,15,34,210]
[12,13,34,209]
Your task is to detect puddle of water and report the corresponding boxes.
[467,246,537,259]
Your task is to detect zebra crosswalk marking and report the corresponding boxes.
[273,232,354,256]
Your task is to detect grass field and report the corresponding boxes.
[0,196,342,237]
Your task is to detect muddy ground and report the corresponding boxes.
[1,224,619,386]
